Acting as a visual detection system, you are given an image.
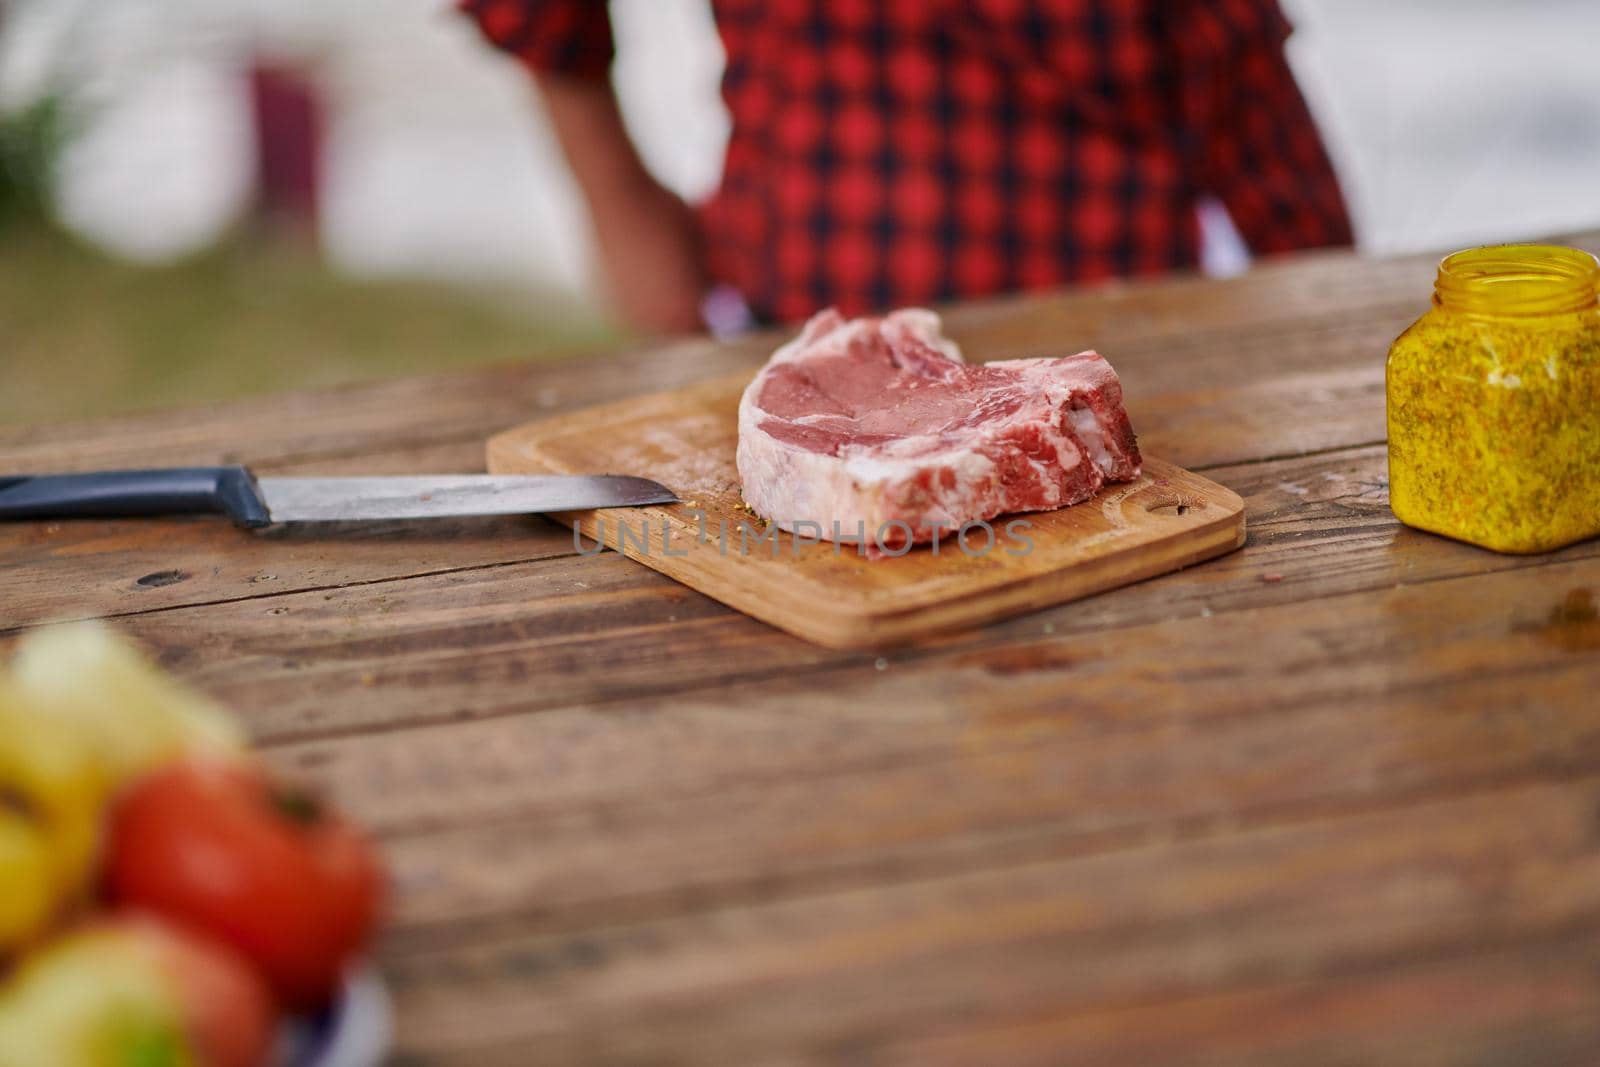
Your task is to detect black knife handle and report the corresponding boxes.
[0,467,271,527]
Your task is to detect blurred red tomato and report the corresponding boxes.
[106,760,383,1011]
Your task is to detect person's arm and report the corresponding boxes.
[536,73,707,335]
[461,0,706,334]
[1169,0,1354,254]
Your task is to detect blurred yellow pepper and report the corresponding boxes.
[0,690,105,955]
[8,623,245,792]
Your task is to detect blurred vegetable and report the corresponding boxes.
[0,917,275,1067]
[9,623,245,790]
[106,759,383,1011]
[0,688,104,956]
[0,622,384,1054]
[135,917,278,1067]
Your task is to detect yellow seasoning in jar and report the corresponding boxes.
[1387,244,1600,553]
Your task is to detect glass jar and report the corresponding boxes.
[1387,244,1600,553]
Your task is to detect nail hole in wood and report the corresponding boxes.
[135,569,189,589]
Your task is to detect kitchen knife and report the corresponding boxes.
[0,468,677,527]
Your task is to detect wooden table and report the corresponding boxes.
[5,236,1600,1065]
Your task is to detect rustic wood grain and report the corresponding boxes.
[12,443,1592,748]
[301,556,1600,944]
[884,939,1600,1067]
[3,235,1599,1065]
[0,336,773,473]
[379,776,1600,1063]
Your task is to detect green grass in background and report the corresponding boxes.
[0,223,621,427]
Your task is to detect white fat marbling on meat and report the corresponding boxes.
[1068,406,1115,476]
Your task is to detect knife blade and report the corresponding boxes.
[258,475,677,521]
[0,468,677,527]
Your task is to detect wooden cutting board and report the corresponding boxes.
[487,372,1245,649]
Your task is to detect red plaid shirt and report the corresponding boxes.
[463,0,1353,324]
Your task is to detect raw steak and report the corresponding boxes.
[737,308,1142,553]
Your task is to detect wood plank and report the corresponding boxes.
[277,619,1599,850]
[290,557,1600,944]
[15,445,1593,744]
[0,335,772,472]
[488,376,1247,648]
[1133,361,1383,470]
[360,656,1600,952]
[882,939,1600,1067]
[378,776,1600,1062]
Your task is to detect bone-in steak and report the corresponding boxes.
[736,308,1142,553]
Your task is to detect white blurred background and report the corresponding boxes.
[3,0,1599,302]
